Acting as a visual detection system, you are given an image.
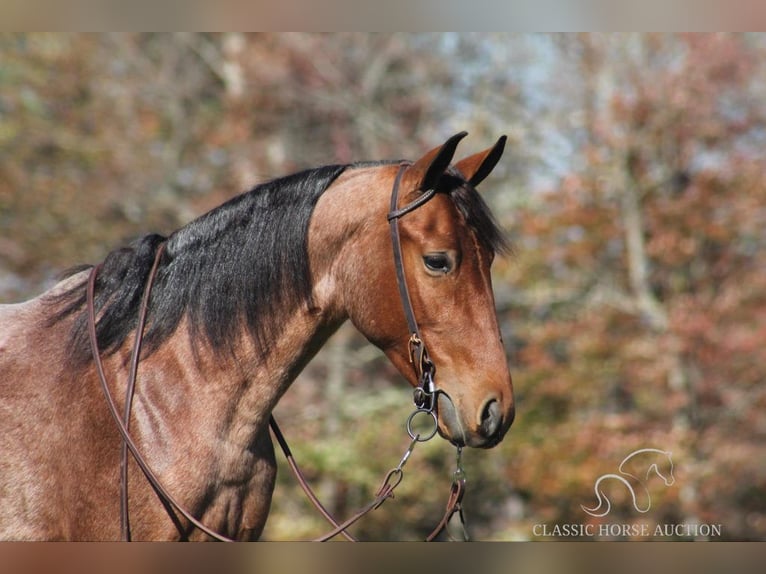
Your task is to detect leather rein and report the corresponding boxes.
[86,163,467,541]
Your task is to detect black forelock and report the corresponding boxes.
[439,169,511,257]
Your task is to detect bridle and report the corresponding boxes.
[387,163,440,421]
[86,162,467,541]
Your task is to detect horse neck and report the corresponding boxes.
[237,167,393,399]
[129,168,387,447]
[130,308,340,454]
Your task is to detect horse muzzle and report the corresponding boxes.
[436,390,514,449]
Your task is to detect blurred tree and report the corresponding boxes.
[498,33,766,539]
[0,33,227,294]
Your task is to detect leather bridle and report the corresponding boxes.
[85,162,467,541]
[387,162,439,417]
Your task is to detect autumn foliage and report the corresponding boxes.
[1,33,764,540]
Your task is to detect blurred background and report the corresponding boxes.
[1,33,765,541]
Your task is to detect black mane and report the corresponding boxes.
[49,161,508,367]
[50,164,347,365]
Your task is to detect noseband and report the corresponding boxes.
[85,163,467,541]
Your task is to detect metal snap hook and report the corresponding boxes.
[407,408,438,442]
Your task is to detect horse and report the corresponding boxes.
[0,132,515,540]
[581,448,675,518]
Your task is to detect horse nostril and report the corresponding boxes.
[480,398,502,439]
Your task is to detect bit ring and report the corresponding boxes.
[407,408,438,442]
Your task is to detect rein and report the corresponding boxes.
[86,163,468,541]
[87,244,233,542]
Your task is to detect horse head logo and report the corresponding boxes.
[581,448,675,518]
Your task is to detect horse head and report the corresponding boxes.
[317,133,514,448]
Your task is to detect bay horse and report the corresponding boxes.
[0,132,514,540]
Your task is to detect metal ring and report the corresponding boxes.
[407,408,439,442]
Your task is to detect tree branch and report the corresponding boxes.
[619,154,669,331]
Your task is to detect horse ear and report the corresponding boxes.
[406,131,468,191]
[454,135,507,187]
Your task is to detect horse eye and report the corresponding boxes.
[423,253,452,274]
